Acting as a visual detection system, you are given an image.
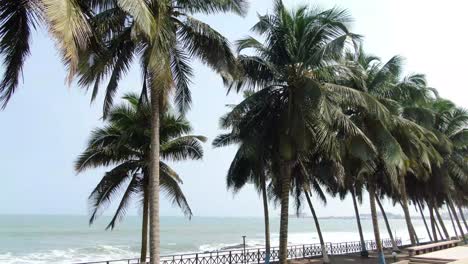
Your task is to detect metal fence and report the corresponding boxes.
[74,238,402,264]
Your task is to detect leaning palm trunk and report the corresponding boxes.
[141,186,149,263]
[435,219,444,240]
[457,205,468,235]
[149,87,161,264]
[410,221,420,245]
[429,204,438,242]
[351,187,368,257]
[417,201,433,241]
[399,179,417,246]
[434,207,449,240]
[448,201,466,243]
[304,190,330,263]
[448,204,459,239]
[376,196,399,252]
[369,182,386,264]
[261,174,271,264]
[278,163,292,264]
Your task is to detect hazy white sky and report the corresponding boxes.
[0,0,467,219]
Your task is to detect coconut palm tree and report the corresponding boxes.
[345,49,444,247]
[213,96,274,264]
[1,1,247,262]
[61,1,248,263]
[225,3,393,263]
[75,93,206,262]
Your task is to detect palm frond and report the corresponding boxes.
[0,0,40,108]
[44,0,92,80]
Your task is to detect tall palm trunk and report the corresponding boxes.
[351,187,368,257]
[141,188,149,263]
[149,86,161,264]
[457,205,468,235]
[399,177,416,246]
[417,201,433,242]
[369,182,386,264]
[429,204,438,242]
[376,196,399,252]
[304,190,330,263]
[261,174,271,264]
[448,201,466,243]
[434,207,449,240]
[434,219,444,240]
[412,222,420,244]
[448,204,459,239]
[278,163,291,264]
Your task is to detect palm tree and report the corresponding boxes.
[346,50,444,247]
[213,96,273,264]
[1,1,247,262]
[63,1,248,263]
[75,93,206,262]
[226,2,392,263]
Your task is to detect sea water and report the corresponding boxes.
[0,215,457,264]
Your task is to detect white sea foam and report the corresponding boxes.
[0,245,139,264]
[0,217,457,263]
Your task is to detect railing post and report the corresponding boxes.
[257,249,260,264]
[329,242,333,255]
[195,253,198,264]
[302,245,305,258]
[229,251,232,264]
[345,242,348,253]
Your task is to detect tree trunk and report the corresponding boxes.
[351,187,368,257]
[141,187,149,263]
[369,182,386,264]
[429,204,438,242]
[278,163,291,264]
[399,177,416,246]
[448,200,466,243]
[434,218,444,240]
[457,205,468,235]
[409,220,420,245]
[305,190,330,263]
[149,86,161,264]
[261,174,271,264]
[376,196,399,252]
[417,201,433,242]
[448,204,459,239]
[434,206,449,240]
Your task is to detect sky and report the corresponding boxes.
[0,0,467,219]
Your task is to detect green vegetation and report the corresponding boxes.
[0,1,467,264]
[75,93,206,262]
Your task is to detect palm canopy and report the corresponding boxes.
[66,0,248,116]
[0,0,247,111]
[0,0,43,108]
[75,93,206,229]
[429,99,468,204]
[220,3,394,263]
[227,1,390,163]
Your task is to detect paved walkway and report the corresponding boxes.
[291,249,409,264]
[415,246,468,262]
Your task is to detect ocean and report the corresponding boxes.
[0,215,457,264]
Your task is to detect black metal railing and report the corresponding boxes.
[74,238,402,264]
